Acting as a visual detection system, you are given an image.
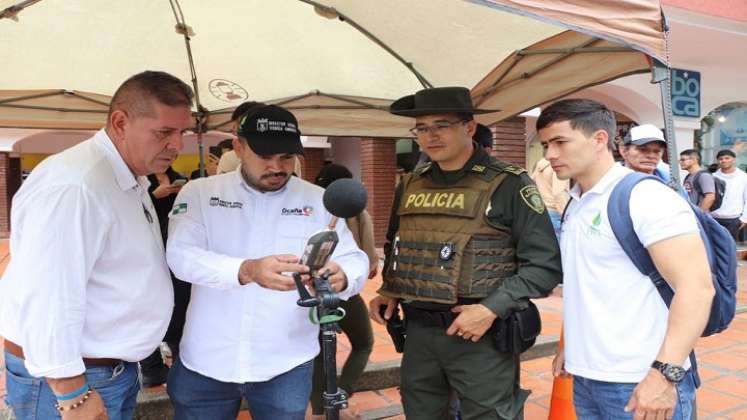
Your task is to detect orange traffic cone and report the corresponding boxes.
[548,332,576,420]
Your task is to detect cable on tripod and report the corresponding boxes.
[309,307,347,325]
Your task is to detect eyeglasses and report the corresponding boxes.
[409,120,466,136]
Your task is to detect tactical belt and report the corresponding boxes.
[402,298,481,328]
[402,304,457,328]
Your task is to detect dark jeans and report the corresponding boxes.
[167,357,313,420]
[310,294,374,415]
[714,217,741,242]
[4,351,139,420]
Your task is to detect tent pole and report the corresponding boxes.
[652,12,683,192]
[656,65,682,190]
[651,59,682,191]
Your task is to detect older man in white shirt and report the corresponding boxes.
[166,104,368,420]
[0,71,194,420]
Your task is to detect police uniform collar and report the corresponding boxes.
[427,145,488,184]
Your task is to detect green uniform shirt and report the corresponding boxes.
[383,146,562,318]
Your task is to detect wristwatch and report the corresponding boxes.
[651,360,686,383]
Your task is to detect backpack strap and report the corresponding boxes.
[560,198,573,224]
[607,172,701,387]
[607,173,674,304]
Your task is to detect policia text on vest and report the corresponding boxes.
[378,146,562,419]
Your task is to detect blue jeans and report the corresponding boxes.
[3,350,139,420]
[167,357,313,420]
[573,372,696,420]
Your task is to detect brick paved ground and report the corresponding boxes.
[2,242,746,419]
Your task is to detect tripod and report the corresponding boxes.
[294,271,348,420]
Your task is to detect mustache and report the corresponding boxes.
[261,172,288,180]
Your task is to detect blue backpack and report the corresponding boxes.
[607,172,738,386]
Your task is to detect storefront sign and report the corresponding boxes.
[671,69,700,118]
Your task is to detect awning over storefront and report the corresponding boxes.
[0,0,666,137]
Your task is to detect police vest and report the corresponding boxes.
[381,162,519,304]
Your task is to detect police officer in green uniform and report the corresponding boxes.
[370,87,562,420]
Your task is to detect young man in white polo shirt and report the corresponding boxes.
[537,99,714,420]
[712,149,747,241]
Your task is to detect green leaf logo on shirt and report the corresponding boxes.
[586,210,602,237]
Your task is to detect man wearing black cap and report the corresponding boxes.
[165,105,369,420]
[369,87,562,419]
[713,149,747,241]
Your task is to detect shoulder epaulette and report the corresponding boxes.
[489,159,526,176]
[412,162,433,176]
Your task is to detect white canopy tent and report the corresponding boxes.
[1,0,679,176]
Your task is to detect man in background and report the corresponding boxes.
[680,149,716,212]
[712,149,747,241]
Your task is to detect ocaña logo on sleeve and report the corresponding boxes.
[209,196,243,209]
[281,206,314,216]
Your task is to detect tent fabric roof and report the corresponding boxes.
[0,0,665,137]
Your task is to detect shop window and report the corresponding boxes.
[699,102,747,170]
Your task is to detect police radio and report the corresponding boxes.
[294,178,368,307]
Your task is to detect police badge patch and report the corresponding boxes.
[519,185,545,214]
[439,243,455,261]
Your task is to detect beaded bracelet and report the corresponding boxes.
[55,389,93,412]
[55,383,89,401]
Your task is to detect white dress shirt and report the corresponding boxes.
[561,164,698,382]
[0,129,173,378]
[712,169,747,222]
[167,171,368,383]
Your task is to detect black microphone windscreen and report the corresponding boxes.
[323,179,368,219]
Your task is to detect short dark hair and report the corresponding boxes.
[716,149,736,159]
[314,163,353,189]
[231,101,266,122]
[109,71,193,119]
[473,124,493,149]
[218,139,234,150]
[536,99,617,151]
[680,149,702,163]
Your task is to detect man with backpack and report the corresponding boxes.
[680,149,724,212]
[538,99,716,420]
[712,149,747,242]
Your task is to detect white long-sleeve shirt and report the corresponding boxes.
[0,130,173,378]
[166,171,368,383]
[712,169,747,222]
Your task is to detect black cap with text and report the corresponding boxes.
[237,105,304,156]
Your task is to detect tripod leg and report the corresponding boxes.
[319,312,346,420]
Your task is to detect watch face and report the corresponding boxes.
[662,364,687,383]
